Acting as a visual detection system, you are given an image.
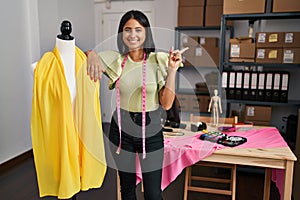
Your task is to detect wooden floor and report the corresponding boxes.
[0,123,281,200]
[0,153,282,200]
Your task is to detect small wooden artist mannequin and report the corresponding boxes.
[208,89,222,126]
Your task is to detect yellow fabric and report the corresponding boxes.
[31,47,106,199]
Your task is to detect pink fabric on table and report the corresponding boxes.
[136,134,224,189]
[161,135,223,189]
[136,127,289,198]
[272,169,286,200]
[225,127,288,148]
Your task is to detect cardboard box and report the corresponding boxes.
[256,32,284,48]
[200,37,220,66]
[283,32,300,48]
[205,5,223,27]
[182,35,199,47]
[256,48,283,63]
[190,95,211,113]
[177,94,210,112]
[230,37,255,62]
[273,0,300,13]
[179,0,205,6]
[197,95,210,112]
[244,105,272,126]
[178,6,204,26]
[177,94,191,112]
[190,95,200,112]
[200,37,219,48]
[283,48,300,64]
[183,37,219,66]
[195,47,220,66]
[206,0,223,6]
[205,0,224,26]
[195,82,209,93]
[223,0,266,14]
[183,46,220,67]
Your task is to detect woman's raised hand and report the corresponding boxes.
[86,50,106,82]
[168,47,188,71]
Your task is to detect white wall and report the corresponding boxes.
[0,0,37,164]
[0,0,95,164]
[37,0,95,55]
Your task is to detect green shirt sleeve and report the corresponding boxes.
[98,50,123,89]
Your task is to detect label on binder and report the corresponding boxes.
[258,73,265,89]
[243,72,250,89]
[266,73,273,90]
[281,74,289,91]
[273,73,280,90]
[222,72,228,88]
[250,73,257,89]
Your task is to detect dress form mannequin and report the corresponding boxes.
[31,20,76,104]
[56,20,76,104]
[57,21,77,200]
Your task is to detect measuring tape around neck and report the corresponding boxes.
[116,52,147,159]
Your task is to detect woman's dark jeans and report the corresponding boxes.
[109,109,164,200]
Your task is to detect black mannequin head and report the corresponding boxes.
[57,20,74,40]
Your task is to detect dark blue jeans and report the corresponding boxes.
[109,109,164,200]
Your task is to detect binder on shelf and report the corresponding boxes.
[265,72,273,102]
[272,72,281,102]
[249,71,258,100]
[257,72,266,101]
[222,71,229,99]
[235,71,243,100]
[242,71,251,100]
[280,72,289,103]
[228,71,236,99]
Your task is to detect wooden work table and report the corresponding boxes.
[203,147,296,200]
[173,122,297,200]
[117,122,297,200]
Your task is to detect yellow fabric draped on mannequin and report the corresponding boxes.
[31,47,106,199]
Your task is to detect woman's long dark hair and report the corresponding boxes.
[117,10,155,58]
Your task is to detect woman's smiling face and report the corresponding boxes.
[122,18,146,51]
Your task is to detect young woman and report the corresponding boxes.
[86,10,183,200]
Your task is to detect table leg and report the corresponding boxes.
[231,165,237,200]
[117,172,121,200]
[263,168,271,200]
[283,161,294,200]
[183,167,191,200]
